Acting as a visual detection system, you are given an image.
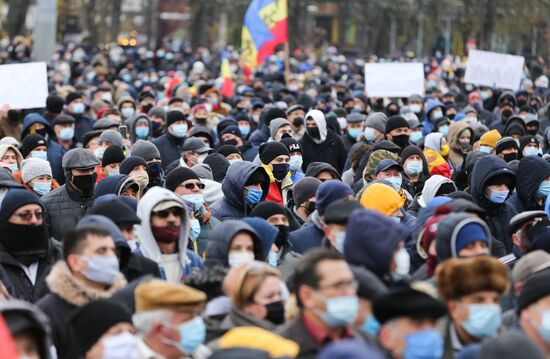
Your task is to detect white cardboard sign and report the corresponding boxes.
[464,50,524,90]
[0,62,48,109]
[364,62,425,97]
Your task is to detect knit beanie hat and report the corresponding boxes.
[495,137,518,154]
[191,164,213,180]
[454,222,490,254]
[52,114,76,126]
[269,118,291,138]
[0,188,43,221]
[216,145,241,158]
[46,95,65,113]
[65,92,82,105]
[264,107,287,126]
[166,110,187,127]
[316,180,354,216]
[131,140,161,162]
[280,137,303,154]
[99,130,124,149]
[259,142,290,165]
[70,299,132,355]
[250,201,287,219]
[19,134,47,158]
[385,115,410,134]
[119,156,147,175]
[365,113,388,134]
[203,153,230,182]
[101,145,125,167]
[400,145,424,162]
[360,183,404,216]
[479,130,502,148]
[88,199,141,226]
[21,158,52,184]
[293,177,321,207]
[518,269,550,314]
[221,125,242,138]
[166,167,200,192]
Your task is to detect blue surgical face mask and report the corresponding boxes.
[181,194,204,212]
[244,187,263,205]
[121,107,135,119]
[479,145,493,154]
[289,155,303,172]
[536,180,550,198]
[238,125,250,137]
[405,161,423,176]
[315,294,359,328]
[107,168,120,176]
[386,176,402,192]
[94,147,105,161]
[189,218,201,241]
[268,251,278,267]
[171,123,188,138]
[534,310,550,343]
[71,102,85,114]
[135,127,149,138]
[80,255,119,285]
[410,131,423,143]
[488,189,509,203]
[33,182,51,196]
[31,151,48,161]
[480,91,490,100]
[462,303,502,338]
[438,125,449,136]
[163,317,206,354]
[403,329,444,359]
[432,110,443,120]
[348,128,362,139]
[362,314,380,336]
[364,127,376,142]
[523,146,540,157]
[334,231,345,253]
[7,163,18,173]
[59,127,75,141]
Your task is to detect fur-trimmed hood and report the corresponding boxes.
[46,261,127,306]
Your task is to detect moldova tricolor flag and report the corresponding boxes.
[241,0,288,69]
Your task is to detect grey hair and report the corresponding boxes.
[132,309,173,335]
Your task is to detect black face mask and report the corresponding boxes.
[391,134,410,149]
[307,127,320,140]
[0,222,49,266]
[447,113,456,120]
[36,128,49,138]
[142,104,153,113]
[305,201,316,215]
[195,117,208,126]
[386,109,399,117]
[527,128,539,136]
[147,162,163,179]
[517,99,528,107]
[223,139,239,147]
[345,107,354,114]
[501,109,513,122]
[72,173,97,194]
[264,300,285,325]
[292,117,304,127]
[272,163,290,181]
[503,152,518,162]
[274,225,289,249]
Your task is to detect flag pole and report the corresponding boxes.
[284,41,290,86]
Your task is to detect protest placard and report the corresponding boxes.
[0,62,48,109]
[464,50,525,90]
[364,63,425,97]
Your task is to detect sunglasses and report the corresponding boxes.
[154,207,184,218]
[13,210,44,221]
[179,182,205,190]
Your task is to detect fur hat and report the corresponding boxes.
[436,256,509,300]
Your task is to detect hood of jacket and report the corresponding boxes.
[222,161,269,209]
[128,113,153,142]
[305,109,327,144]
[135,186,190,266]
[242,217,278,260]
[470,156,516,209]
[363,149,399,183]
[204,220,263,267]
[95,174,134,197]
[0,144,23,167]
[425,101,445,120]
[304,161,341,180]
[418,175,456,207]
[448,121,474,152]
[424,132,444,152]
[436,213,493,260]
[516,156,550,210]
[0,299,53,359]
[21,113,54,139]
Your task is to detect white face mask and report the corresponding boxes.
[228,251,254,267]
[197,153,208,164]
[101,332,139,359]
[393,247,410,276]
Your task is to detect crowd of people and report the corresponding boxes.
[0,40,549,359]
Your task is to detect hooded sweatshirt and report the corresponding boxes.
[435,213,493,261]
[135,187,203,282]
[407,175,456,217]
[447,121,474,170]
[470,156,517,253]
[128,113,153,142]
[424,132,451,178]
[95,174,138,197]
[509,156,550,213]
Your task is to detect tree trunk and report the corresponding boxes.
[110,0,122,44]
[481,0,496,50]
[6,0,31,38]
[84,0,98,44]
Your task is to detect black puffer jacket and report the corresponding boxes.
[509,155,550,212]
[42,183,95,241]
[152,132,186,170]
[470,156,517,253]
[299,130,347,174]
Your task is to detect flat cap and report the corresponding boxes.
[62,148,100,170]
[323,199,362,225]
[135,279,207,312]
[508,210,547,235]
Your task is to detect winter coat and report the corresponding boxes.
[354,141,400,184]
[248,125,270,146]
[0,238,62,303]
[42,183,95,241]
[128,113,154,142]
[299,130,347,174]
[261,164,293,206]
[240,142,260,162]
[422,101,445,136]
[0,110,22,140]
[288,213,324,254]
[152,132,186,170]
[70,113,94,144]
[447,121,474,171]
[470,156,517,253]
[210,161,270,221]
[406,175,456,217]
[509,155,550,212]
[37,261,126,359]
[135,187,204,282]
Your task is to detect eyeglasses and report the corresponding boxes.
[318,279,358,292]
[153,207,184,218]
[179,182,205,190]
[13,210,44,221]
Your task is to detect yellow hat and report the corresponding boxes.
[219,327,299,358]
[479,130,502,148]
[360,183,404,216]
[135,279,206,312]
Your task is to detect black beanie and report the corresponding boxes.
[70,299,132,355]
[485,174,514,189]
[435,182,457,197]
[216,145,241,158]
[19,134,48,158]
[166,167,200,191]
[517,269,550,314]
[264,107,287,126]
[102,145,125,167]
[250,201,287,219]
[88,199,141,226]
[46,95,65,114]
[246,168,267,186]
[385,115,410,134]
[0,189,43,222]
[280,137,303,154]
[259,142,290,165]
[166,110,187,127]
[65,92,82,105]
[203,153,230,182]
[119,156,147,175]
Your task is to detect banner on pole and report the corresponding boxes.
[464,50,525,90]
[0,62,48,110]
